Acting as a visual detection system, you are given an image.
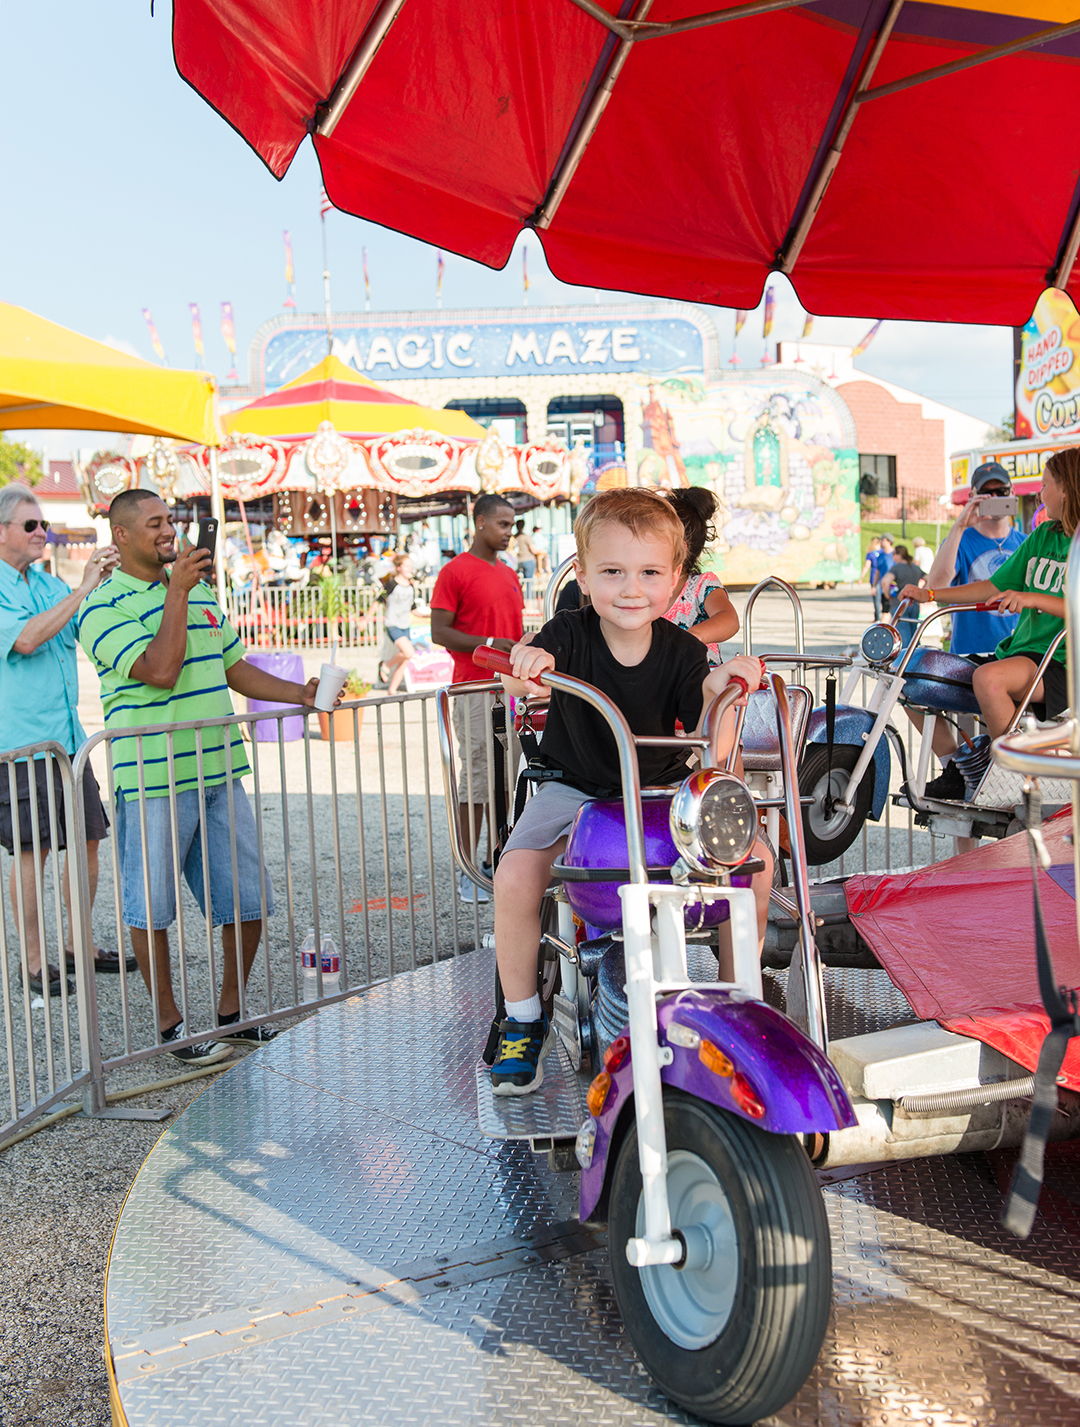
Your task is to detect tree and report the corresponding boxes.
[0,435,42,488]
[982,413,1015,447]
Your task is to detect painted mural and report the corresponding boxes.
[628,370,860,586]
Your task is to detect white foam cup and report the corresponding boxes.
[315,664,348,712]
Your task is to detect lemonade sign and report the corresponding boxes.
[1016,288,1080,439]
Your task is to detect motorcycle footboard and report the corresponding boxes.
[476,1038,589,1146]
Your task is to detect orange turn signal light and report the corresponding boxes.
[731,1071,766,1118]
[698,1039,734,1078]
[586,1071,612,1116]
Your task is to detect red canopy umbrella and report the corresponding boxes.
[173,0,1080,325]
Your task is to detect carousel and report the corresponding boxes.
[76,355,588,561]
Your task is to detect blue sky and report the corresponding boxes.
[1,0,1015,453]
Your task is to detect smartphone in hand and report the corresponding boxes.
[977,495,1018,519]
[195,517,218,566]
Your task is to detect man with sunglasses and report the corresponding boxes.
[0,483,127,996]
[909,461,1024,802]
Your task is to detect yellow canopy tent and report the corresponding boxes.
[221,354,484,440]
[0,300,218,445]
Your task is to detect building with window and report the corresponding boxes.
[775,341,991,523]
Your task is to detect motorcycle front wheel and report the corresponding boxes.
[799,742,875,864]
[608,1090,831,1426]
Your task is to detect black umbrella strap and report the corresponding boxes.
[825,674,836,784]
[1001,785,1080,1238]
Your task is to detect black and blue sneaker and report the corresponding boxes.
[491,1015,551,1097]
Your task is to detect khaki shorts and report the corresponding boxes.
[453,691,496,804]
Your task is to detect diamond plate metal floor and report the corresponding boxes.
[106,949,1080,1427]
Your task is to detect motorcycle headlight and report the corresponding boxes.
[861,622,902,665]
[669,770,757,873]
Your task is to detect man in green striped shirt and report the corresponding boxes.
[79,491,324,1065]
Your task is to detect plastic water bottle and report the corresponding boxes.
[320,935,341,997]
[300,928,319,1002]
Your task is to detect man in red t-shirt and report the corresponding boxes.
[431,495,524,902]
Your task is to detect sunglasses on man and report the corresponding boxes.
[6,519,50,533]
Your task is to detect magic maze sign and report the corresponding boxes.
[261,316,706,388]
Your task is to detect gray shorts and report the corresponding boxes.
[502,781,592,854]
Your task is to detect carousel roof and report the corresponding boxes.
[222,354,485,441]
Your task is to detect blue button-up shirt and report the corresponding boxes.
[0,558,85,756]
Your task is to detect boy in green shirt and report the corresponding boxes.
[79,492,325,1065]
[899,449,1075,795]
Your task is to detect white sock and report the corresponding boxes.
[505,994,541,1023]
[940,753,954,767]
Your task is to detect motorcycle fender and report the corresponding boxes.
[805,704,890,820]
[579,987,855,1224]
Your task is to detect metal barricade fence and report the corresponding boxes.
[0,690,509,1128]
[0,654,957,1143]
[226,576,551,652]
[0,743,96,1140]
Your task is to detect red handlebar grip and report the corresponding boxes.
[473,644,514,674]
[729,676,750,698]
[973,602,1002,612]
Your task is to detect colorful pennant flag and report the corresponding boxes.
[851,320,883,358]
[221,301,239,382]
[141,308,166,364]
[283,230,296,309]
[762,286,776,339]
[189,302,204,364]
[734,310,748,337]
[801,314,814,340]
[362,247,371,310]
[320,189,333,218]
[436,250,445,308]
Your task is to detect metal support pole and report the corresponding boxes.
[207,446,227,608]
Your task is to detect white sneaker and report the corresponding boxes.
[458,871,490,904]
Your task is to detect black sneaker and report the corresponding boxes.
[214,1014,281,1047]
[160,1021,233,1066]
[923,760,966,801]
[491,1015,551,1097]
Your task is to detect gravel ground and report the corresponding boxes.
[0,586,959,1425]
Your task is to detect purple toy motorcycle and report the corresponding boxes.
[440,651,856,1426]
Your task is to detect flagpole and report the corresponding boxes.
[321,201,334,357]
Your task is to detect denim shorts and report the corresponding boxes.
[114,780,273,931]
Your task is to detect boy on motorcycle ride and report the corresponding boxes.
[899,447,1077,798]
[489,488,771,1096]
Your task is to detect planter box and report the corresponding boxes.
[317,705,366,741]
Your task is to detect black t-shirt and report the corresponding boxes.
[530,607,709,792]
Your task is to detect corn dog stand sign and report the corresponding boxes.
[1016,288,1080,439]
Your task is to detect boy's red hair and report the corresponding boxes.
[574,488,686,569]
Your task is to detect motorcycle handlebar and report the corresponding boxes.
[473,644,515,675]
[475,644,765,701]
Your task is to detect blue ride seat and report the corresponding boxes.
[896,648,980,715]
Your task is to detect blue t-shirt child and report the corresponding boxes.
[949,526,1024,654]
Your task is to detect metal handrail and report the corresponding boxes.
[742,575,805,656]
[436,673,748,889]
[766,672,827,1050]
[543,554,578,622]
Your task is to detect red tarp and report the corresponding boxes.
[173,0,1080,324]
[846,813,1080,1091]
